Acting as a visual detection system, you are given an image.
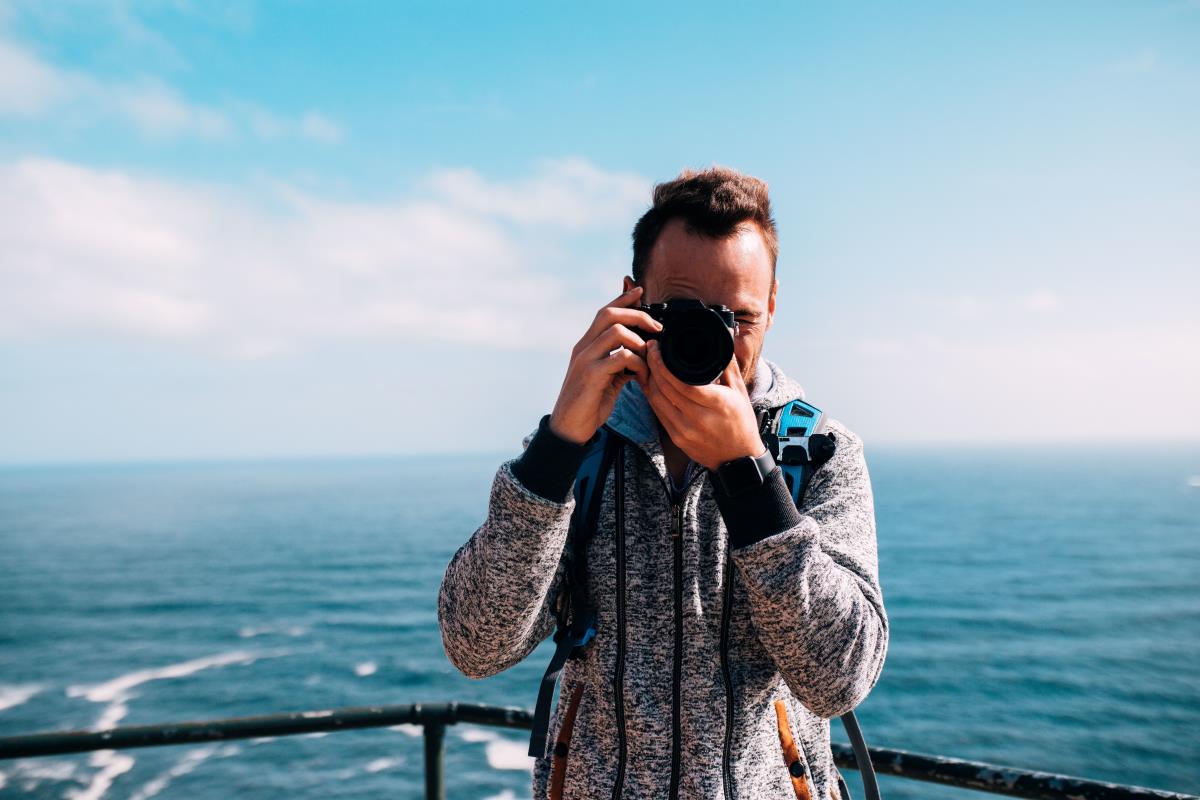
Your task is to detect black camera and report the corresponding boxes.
[635,298,738,385]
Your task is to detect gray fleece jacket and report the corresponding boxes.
[438,357,888,800]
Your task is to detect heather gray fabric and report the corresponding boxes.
[438,357,888,799]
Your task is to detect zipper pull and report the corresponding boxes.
[671,502,681,538]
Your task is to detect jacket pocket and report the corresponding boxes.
[549,682,586,800]
[773,699,813,800]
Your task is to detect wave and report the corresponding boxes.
[364,756,403,773]
[64,750,135,800]
[482,790,519,800]
[2,758,79,794]
[65,649,288,731]
[458,726,533,772]
[238,624,308,639]
[0,683,43,713]
[127,744,219,800]
[390,723,422,737]
[354,661,378,676]
[67,651,263,705]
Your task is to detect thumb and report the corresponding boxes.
[722,354,747,392]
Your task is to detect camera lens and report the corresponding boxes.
[660,304,735,385]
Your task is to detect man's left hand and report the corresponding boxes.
[642,339,766,471]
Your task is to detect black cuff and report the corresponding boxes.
[511,414,591,503]
[712,465,803,550]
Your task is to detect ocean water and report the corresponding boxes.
[1,444,1198,799]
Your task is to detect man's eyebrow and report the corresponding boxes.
[734,309,761,318]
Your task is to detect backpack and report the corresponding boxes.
[527,399,881,800]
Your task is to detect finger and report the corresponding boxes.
[721,353,747,393]
[647,340,717,408]
[599,348,649,385]
[608,283,643,308]
[645,380,683,440]
[583,323,648,362]
[576,304,663,357]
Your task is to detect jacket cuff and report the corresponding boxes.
[712,465,803,550]
[510,414,591,504]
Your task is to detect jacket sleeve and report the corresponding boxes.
[715,422,889,720]
[437,416,587,680]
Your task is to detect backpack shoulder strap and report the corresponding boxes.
[759,399,882,800]
[529,425,619,759]
[760,398,837,506]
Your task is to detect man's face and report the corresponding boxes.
[623,216,777,396]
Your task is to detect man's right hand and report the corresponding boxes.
[548,285,663,445]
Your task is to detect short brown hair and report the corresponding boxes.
[630,165,779,284]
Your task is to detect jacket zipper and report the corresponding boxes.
[604,427,706,800]
[719,552,734,799]
[611,441,627,800]
[668,496,684,799]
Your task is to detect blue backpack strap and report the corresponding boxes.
[760,399,837,506]
[528,426,618,759]
[760,399,881,800]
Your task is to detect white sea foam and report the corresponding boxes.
[390,723,422,737]
[482,790,519,800]
[459,727,494,743]
[364,756,403,773]
[0,769,6,790]
[0,683,43,712]
[239,624,309,638]
[64,750,135,800]
[354,661,377,676]
[65,650,284,731]
[68,651,262,705]
[458,726,533,772]
[9,757,77,789]
[127,744,219,800]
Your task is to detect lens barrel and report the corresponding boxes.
[641,299,736,385]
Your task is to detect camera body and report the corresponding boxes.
[636,298,738,385]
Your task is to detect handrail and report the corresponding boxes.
[0,701,1194,800]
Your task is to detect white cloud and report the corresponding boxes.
[1022,290,1059,312]
[0,35,340,142]
[1109,49,1159,75]
[0,38,71,115]
[112,80,232,139]
[247,106,343,143]
[298,111,343,143]
[424,157,649,229]
[0,157,650,356]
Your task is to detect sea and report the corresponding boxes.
[1,444,1198,799]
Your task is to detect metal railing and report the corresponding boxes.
[0,702,1194,800]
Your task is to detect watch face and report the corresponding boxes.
[720,456,763,494]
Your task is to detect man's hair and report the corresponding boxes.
[630,165,779,285]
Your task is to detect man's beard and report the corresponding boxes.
[741,347,762,398]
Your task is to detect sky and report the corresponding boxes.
[0,0,1197,464]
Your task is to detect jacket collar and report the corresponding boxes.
[604,356,806,482]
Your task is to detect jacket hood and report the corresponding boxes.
[605,356,806,478]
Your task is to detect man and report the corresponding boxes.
[438,166,888,800]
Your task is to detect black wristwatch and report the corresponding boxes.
[713,448,777,496]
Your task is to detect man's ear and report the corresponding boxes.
[765,277,778,331]
[623,275,637,293]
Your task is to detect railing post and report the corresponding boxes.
[424,722,445,800]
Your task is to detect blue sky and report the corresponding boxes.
[1,1,1197,463]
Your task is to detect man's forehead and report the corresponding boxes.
[645,218,773,308]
